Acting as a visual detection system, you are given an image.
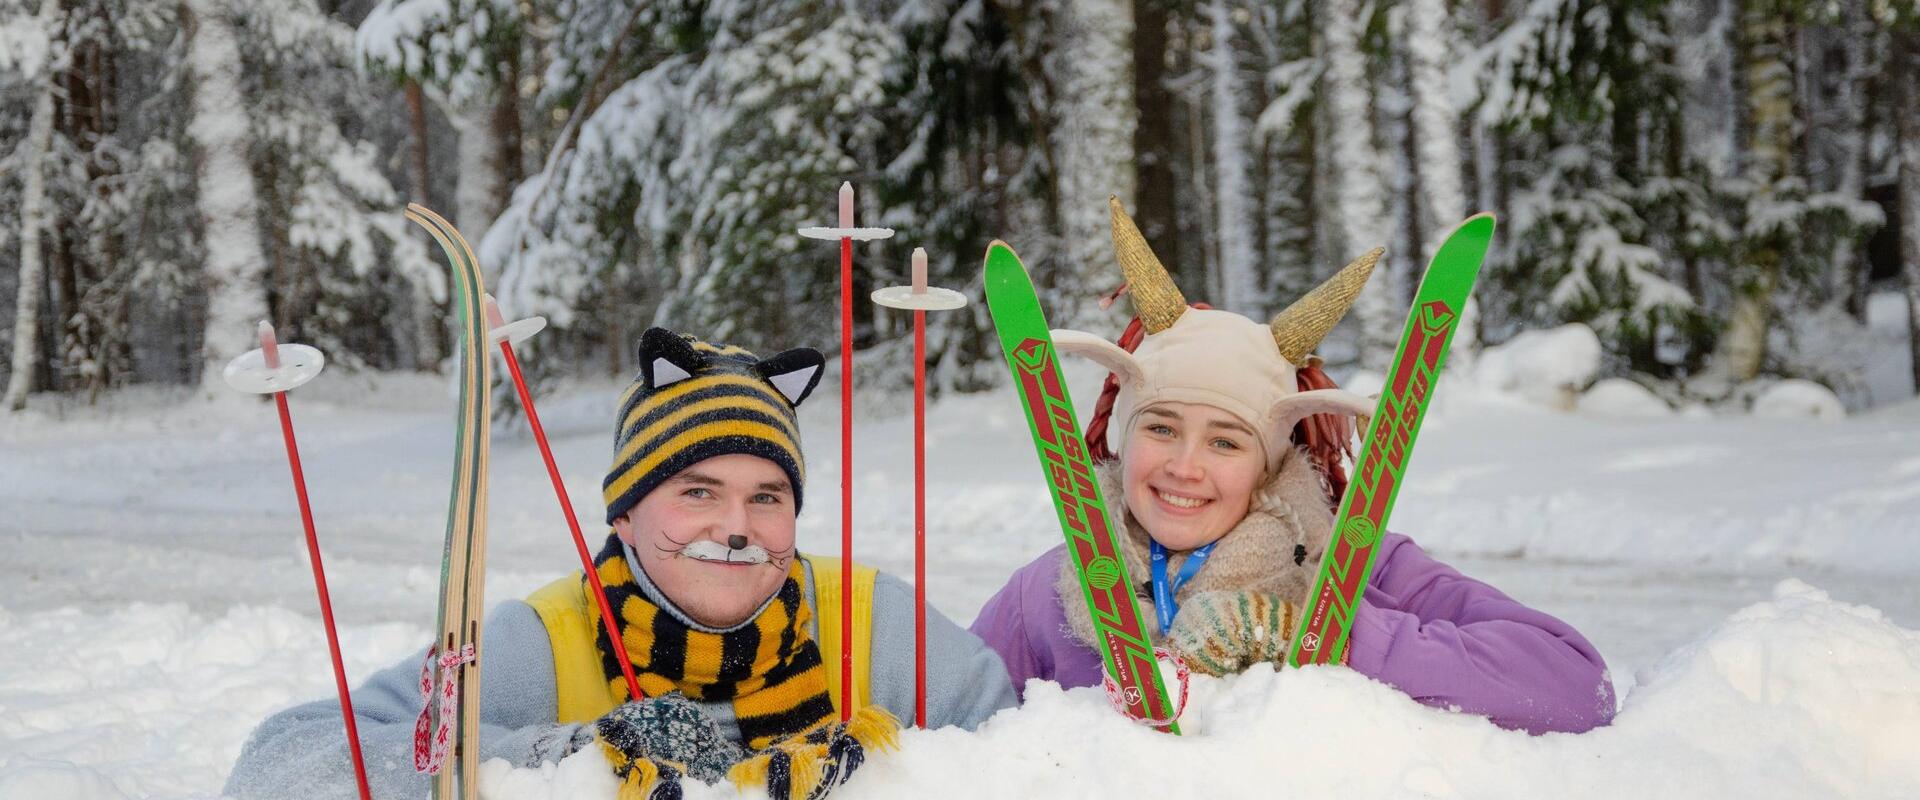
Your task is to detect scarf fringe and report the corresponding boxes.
[601,739,685,800]
[728,705,900,800]
[843,705,901,753]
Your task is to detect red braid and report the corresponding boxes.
[1292,361,1354,508]
[1080,305,1353,512]
[1082,314,1150,464]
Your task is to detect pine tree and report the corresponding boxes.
[485,1,910,356]
[180,0,441,382]
[1247,0,1322,308]
[1702,0,1880,388]
[356,0,528,238]
[1472,0,1707,374]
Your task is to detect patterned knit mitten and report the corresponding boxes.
[1165,590,1301,677]
[596,692,747,799]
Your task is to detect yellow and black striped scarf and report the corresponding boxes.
[586,534,897,799]
[587,532,835,747]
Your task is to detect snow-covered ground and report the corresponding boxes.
[3,335,1919,798]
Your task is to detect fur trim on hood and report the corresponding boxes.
[1055,447,1337,649]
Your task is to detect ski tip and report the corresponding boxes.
[984,239,1021,264]
[1456,212,1497,239]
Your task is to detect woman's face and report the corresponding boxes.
[1121,402,1265,551]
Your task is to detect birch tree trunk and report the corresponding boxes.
[1321,0,1394,369]
[5,78,56,411]
[1213,0,1259,310]
[1405,0,1476,366]
[185,0,271,391]
[1046,0,1136,325]
[1709,0,1794,385]
[451,103,504,253]
[1210,0,1258,310]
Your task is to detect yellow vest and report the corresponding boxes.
[525,555,877,724]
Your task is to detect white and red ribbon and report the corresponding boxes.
[1101,646,1192,728]
[412,643,477,774]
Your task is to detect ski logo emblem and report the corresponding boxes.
[1013,339,1051,372]
[1340,518,1379,549]
[1419,300,1455,335]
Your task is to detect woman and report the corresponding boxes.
[968,200,1615,735]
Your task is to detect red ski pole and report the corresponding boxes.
[484,295,644,702]
[872,247,968,726]
[223,321,373,800]
[799,183,892,719]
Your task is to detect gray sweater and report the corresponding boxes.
[223,557,1017,799]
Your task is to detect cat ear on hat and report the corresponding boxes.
[636,327,707,389]
[755,348,825,407]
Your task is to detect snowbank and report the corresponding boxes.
[11,581,1912,799]
[497,579,1919,800]
[0,604,423,800]
[1751,379,1847,420]
[1577,377,1672,418]
[1472,323,1603,410]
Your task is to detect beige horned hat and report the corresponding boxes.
[1054,198,1384,473]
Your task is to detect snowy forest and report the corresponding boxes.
[2,0,1918,411]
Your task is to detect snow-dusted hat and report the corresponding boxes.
[1055,198,1382,473]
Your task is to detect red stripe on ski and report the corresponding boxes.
[1011,336,1166,723]
[1297,298,1458,665]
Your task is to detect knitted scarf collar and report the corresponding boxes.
[1055,446,1337,650]
[586,532,836,749]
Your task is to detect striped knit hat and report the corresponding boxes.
[603,328,826,525]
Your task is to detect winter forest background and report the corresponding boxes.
[8,3,1920,797]
[3,0,1920,410]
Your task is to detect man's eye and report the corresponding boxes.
[753,493,782,504]
[684,487,714,499]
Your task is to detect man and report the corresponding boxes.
[225,328,1017,800]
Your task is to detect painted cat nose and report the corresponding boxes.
[727,534,749,550]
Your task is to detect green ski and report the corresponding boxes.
[1289,213,1496,668]
[982,240,1181,732]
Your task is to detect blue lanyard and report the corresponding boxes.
[1150,540,1216,635]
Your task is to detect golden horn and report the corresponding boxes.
[1109,196,1187,333]
[1270,247,1384,363]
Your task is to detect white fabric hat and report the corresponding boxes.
[1055,198,1383,473]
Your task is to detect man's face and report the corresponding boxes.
[612,453,799,628]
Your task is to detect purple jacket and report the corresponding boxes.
[969,533,1616,734]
